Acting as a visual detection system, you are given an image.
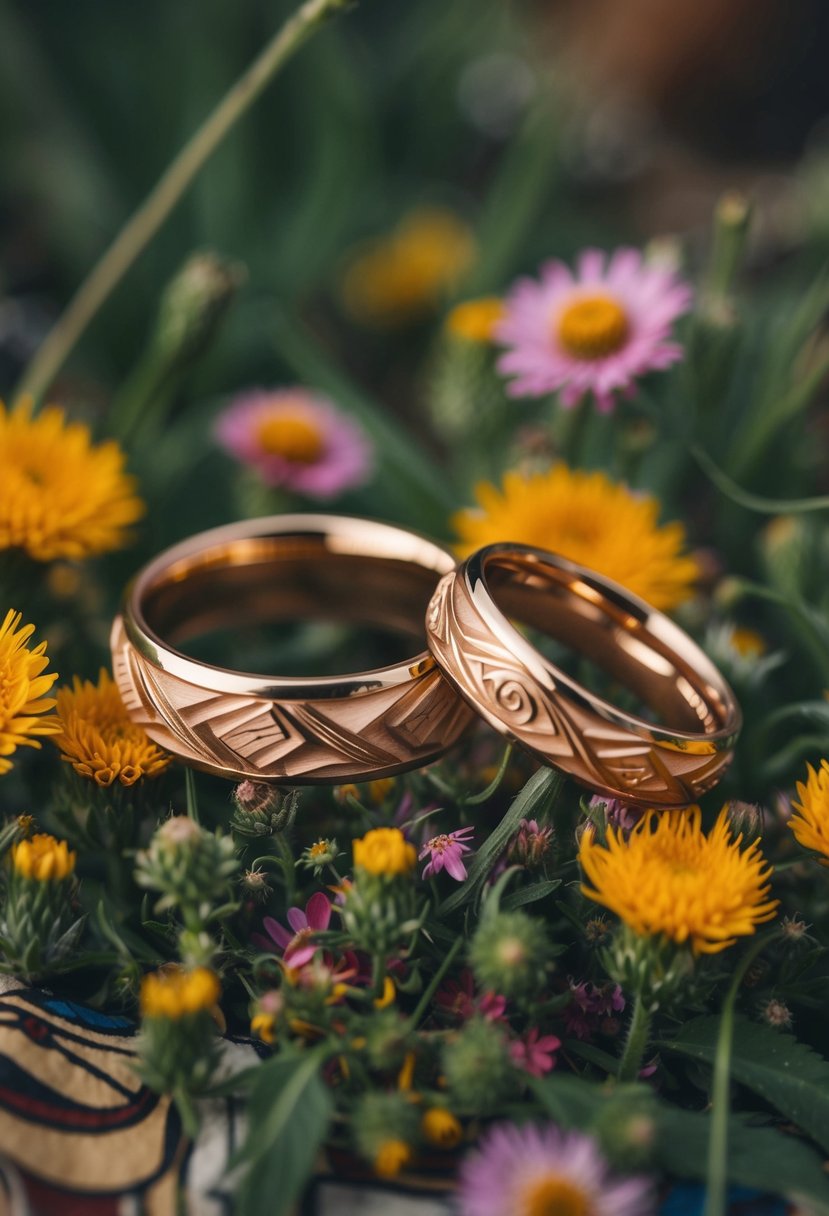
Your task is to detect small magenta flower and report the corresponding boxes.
[420,826,475,881]
[253,891,332,967]
[509,1027,562,1077]
[214,387,372,498]
[507,818,554,869]
[435,968,507,1023]
[588,794,644,833]
[496,247,692,413]
[564,979,625,1041]
[458,1121,654,1216]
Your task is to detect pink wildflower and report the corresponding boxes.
[420,826,475,881]
[507,818,554,868]
[435,968,507,1023]
[496,247,693,413]
[214,387,372,498]
[588,794,644,832]
[509,1027,561,1077]
[458,1122,654,1216]
[253,891,332,967]
[564,979,625,1041]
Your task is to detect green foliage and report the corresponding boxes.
[658,1013,829,1154]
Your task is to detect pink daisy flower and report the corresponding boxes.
[214,387,373,498]
[509,1027,562,1077]
[253,891,332,967]
[496,247,693,413]
[420,826,475,881]
[458,1122,653,1216]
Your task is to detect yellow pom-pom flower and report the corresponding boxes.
[0,610,59,775]
[0,400,143,562]
[789,760,829,863]
[353,827,416,877]
[421,1107,463,1149]
[373,1138,412,1178]
[341,207,475,327]
[579,806,778,954]
[453,465,699,613]
[140,967,221,1020]
[445,297,504,343]
[11,833,76,881]
[53,669,171,787]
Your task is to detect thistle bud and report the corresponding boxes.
[506,818,554,870]
[442,1017,515,1115]
[153,252,246,369]
[353,1092,420,1178]
[135,816,239,915]
[231,783,297,837]
[469,910,555,1003]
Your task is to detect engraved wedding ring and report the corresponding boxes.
[425,544,741,807]
[111,516,475,783]
[112,517,740,803]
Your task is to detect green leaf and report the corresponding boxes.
[501,879,562,910]
[657,1014,829,1153]
[530,1075,829,1211]
[234,1051,333,1216]
[437,768,564,918]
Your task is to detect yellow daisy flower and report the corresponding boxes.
[789,760,829,863]
[579,806,778,954]
[0,400,143,561]
[0,609,59,775]
[53,669,171,787]
[453,465,698,612]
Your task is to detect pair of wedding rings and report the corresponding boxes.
[110,515,740,808]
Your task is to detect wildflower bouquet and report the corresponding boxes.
[4,1,829,1213]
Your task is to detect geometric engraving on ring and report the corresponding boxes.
[113,618,470,779]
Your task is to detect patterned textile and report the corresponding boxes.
[0,978,255,1216]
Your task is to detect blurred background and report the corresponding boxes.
[3,0,829,397]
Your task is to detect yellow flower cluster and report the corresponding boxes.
[0,609,59,775]
[353,827,416,877]
[0,400,143,562]
[454,465,699,613]
[140,967,221,1020]
[789,760,829,863]
[579,806,778,954]
[53,669,171,787]
[11,833,76,882]
[341,207,475,327]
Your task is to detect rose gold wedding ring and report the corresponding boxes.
[111,516,475,783]
[425,544,741,807]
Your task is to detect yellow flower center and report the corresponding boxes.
[310,840,329,859]
[256,415,324,464]
[520,1175,591,1216]
[556,294,629,360]
[374,1139,411,1178]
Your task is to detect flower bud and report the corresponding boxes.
[353,1092,420,1177]
[135,816,239,915]
[761,998,792,1029]
[469,910,555,1003]
[137,967,222,1109]
[0,834,83,980]
[506,818,554,870]
[442,1017,516,1115]
[421,1107,463,1149]
[153,252,246,370]
[231,783,297,837]
[300,838,339,874]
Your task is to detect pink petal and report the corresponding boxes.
[263,916,293,949]
[305,891,332,931]
[286,907,308,934]
[284,942,317,968]
[443,850,469,882]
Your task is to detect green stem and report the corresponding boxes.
[13,0,353,405]
[405,936,464,1031]
[704,931,777,1216]
[463,744,514,806]
[616,989,652,1083]
[184,767,200,824]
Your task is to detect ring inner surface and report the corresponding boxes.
[484,553,726,736]
[136,536,439,673]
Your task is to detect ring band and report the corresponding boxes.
[425,543,741,807]
[110,516,475,784]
